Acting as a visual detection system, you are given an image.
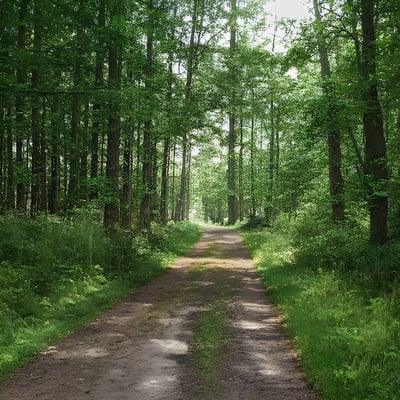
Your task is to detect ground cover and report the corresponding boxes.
[242,225,400,400]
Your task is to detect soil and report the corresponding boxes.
[1,226,318,400]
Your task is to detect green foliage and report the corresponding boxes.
[0,216,200,382]
[242,219,400,400]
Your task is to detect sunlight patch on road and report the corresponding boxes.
[150,338,188,354]
[233,320,266,330]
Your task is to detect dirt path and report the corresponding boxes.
[1,226,318,400]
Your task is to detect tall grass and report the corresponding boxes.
[0,215,200,382]
[242,217,400,400]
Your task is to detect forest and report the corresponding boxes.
[1,0,399,239]
[1,0,400,398]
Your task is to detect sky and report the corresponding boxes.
[272,0,310,19]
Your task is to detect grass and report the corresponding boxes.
[0,216,200,383]
[188,263,232,386]
[189,298,229,384]
[242,225,400,400]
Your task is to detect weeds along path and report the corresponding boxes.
[1,226,317,400]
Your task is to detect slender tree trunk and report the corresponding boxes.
[160,55,174,225]
[250,114,256,216]
[238,117,244,221]
[6,107,14,210]
[264,101,276,225]
[227,0,238,225]
[0,109,5,213]
[103,40,121,231]
[49,92,60,214]
[15,0,29,211]
[171,139,177,221]
[185,146,191,220]
[313,0,345,223]
[91,0,105,198]
[176,0,200,222]
[275,108,280,178]
[68,5,84,208]
[79,102,90,198]
[361,0,388,244]
[121,127,133,230]
[139,0,154,231]
[160,137,170,224]
[39,98,47,211]
[31,0,43,217]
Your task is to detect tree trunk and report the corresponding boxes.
[49,92,60,214]
[176,0,200,222]
[139,0,154,231]
[6,107,14,210]
[250,114,256,216]
[103,38,121,231]
[361,0,388,244]
[238,116,244,221]
[160,137,170,225]
[31,0,43,217]
[39,98,47,211]
[68,5,84,208]
[90,0,105,199]
[264,101,276,225]
[313,0,345,223]
[15,0,29,212]
[0,109,5,213]
[121,128,133,230]
[227,0,238,225]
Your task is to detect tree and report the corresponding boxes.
[103,1,123,231]
[313,0,345,223]
[227,0,238,225]
[361,0,389,244]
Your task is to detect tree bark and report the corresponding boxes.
[68,3,84,208]
[313,0,345,223]
[139,0,155,231]
[103,4,122,231]
[227,0,238,225]
[0,109,4,213]
[15,0,29,211]
[238,116,244,221]
[91,0,106,196]
[6,107,14,210]
[121,127,133,230]
[176,0,199,222]
[31,0,43,217]
[361,0,388,244]
[250,114,256,216]
[49,92,60,214]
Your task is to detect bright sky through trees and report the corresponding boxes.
[273,0,309,19]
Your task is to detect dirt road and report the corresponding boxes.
[1,226,317,400]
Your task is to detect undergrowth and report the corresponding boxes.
[241,215,400,400]
[0,215,200,383]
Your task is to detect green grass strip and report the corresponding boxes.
[189,299,229,384]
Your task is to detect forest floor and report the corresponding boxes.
[1,226,318,400]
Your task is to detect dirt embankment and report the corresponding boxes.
[1,226,317,400]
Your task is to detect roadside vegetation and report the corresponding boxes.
[241,215,400,400]
[188,264,232,386]
[0,213,200,383]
